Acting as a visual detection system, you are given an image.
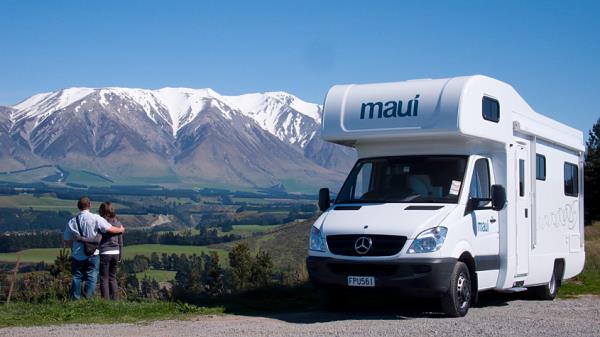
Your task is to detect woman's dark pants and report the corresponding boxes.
[99,254,119,300]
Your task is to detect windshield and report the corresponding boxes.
[336,155,468,204]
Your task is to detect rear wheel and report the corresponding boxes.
[530,267,559,300]
[441,262,471,317]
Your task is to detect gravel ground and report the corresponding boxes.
[2,296,599,337]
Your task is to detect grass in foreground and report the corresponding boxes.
[0,300,224,328]
[559,221,600,297]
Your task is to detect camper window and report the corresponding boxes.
[564,162,579,197]
[482,97,500,122]
[536,154,546,180]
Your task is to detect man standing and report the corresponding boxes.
[64,196,125,299]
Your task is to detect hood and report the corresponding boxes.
[321,203,454,239]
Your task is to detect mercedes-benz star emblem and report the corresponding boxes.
[354,236,372,255]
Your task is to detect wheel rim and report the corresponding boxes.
[456,272,471,310]
[549,272,556,295]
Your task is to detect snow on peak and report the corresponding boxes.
[12,87,95,126]
[221,91,321,148]
[11,87,322,142]
[13,87,95,116]
[223,92,321,124]
[94,87,227,136]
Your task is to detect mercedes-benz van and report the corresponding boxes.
[306,76,585,317]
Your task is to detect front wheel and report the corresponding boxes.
[441,262,472,317]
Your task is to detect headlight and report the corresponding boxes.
[407,227,448,254]
[309,226,326,252]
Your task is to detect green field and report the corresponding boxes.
[0,194,127,213]
[63,169,113,186]
[0,244,228,264]
[0,194,78,212]
[170,224,282,238]
[218,224,282,237]
[0,166,58,183]
[136,269,177,282]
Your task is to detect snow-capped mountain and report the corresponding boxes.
[1,87,355,191]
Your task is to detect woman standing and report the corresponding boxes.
[98,201,124,300]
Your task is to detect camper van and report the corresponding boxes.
[306,75,585,317]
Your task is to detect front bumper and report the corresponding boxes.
[306,256,457,297]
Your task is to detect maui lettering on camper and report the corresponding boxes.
[360,94,420,119]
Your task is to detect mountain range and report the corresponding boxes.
[0,87,355,192]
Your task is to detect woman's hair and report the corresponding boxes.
[99,201,116,219]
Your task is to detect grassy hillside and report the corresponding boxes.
[560,221,600,296]
[214,219,312,272]
[0,244,228,264]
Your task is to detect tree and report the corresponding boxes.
[49,248,71,278]
[140,275,160,299]
[221,223,233,232]
[585,118,600,222]
[204,251,225,297]
[161,253,170,270]
[228,243,253,291]
[251,250,273,288]
[150,252,161,269]
[124,273,140,299]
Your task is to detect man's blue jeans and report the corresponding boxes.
[71,255,100,300]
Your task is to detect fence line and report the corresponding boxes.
[5,253,21,304]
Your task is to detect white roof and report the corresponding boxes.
[321,75,584,152]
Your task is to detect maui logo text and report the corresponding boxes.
[360,94,420,119]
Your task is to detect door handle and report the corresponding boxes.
[490,218,497,223]
[525,208,528,218]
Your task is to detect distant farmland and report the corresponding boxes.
[0,244,228,265]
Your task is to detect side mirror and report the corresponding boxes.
[465,184,506,215]
[318,188,331,212]
[491,184,506,211]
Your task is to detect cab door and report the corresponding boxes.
[468,157,500,285]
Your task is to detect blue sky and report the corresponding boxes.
[0,0,598,134]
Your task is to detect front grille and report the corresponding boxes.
[326,234,407,256]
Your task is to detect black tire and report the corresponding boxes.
[441,262,472,317]
[530,267,559,300]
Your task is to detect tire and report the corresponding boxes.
[441,262,472,317]
[530,267,559,300]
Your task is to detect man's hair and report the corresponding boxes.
[99,201,116,219]
[77,196,91,211]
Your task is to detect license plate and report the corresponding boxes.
[347,276,375,287]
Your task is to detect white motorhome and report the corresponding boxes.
[306,75,585,317]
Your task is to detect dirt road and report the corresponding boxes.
[2,296,599,337]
